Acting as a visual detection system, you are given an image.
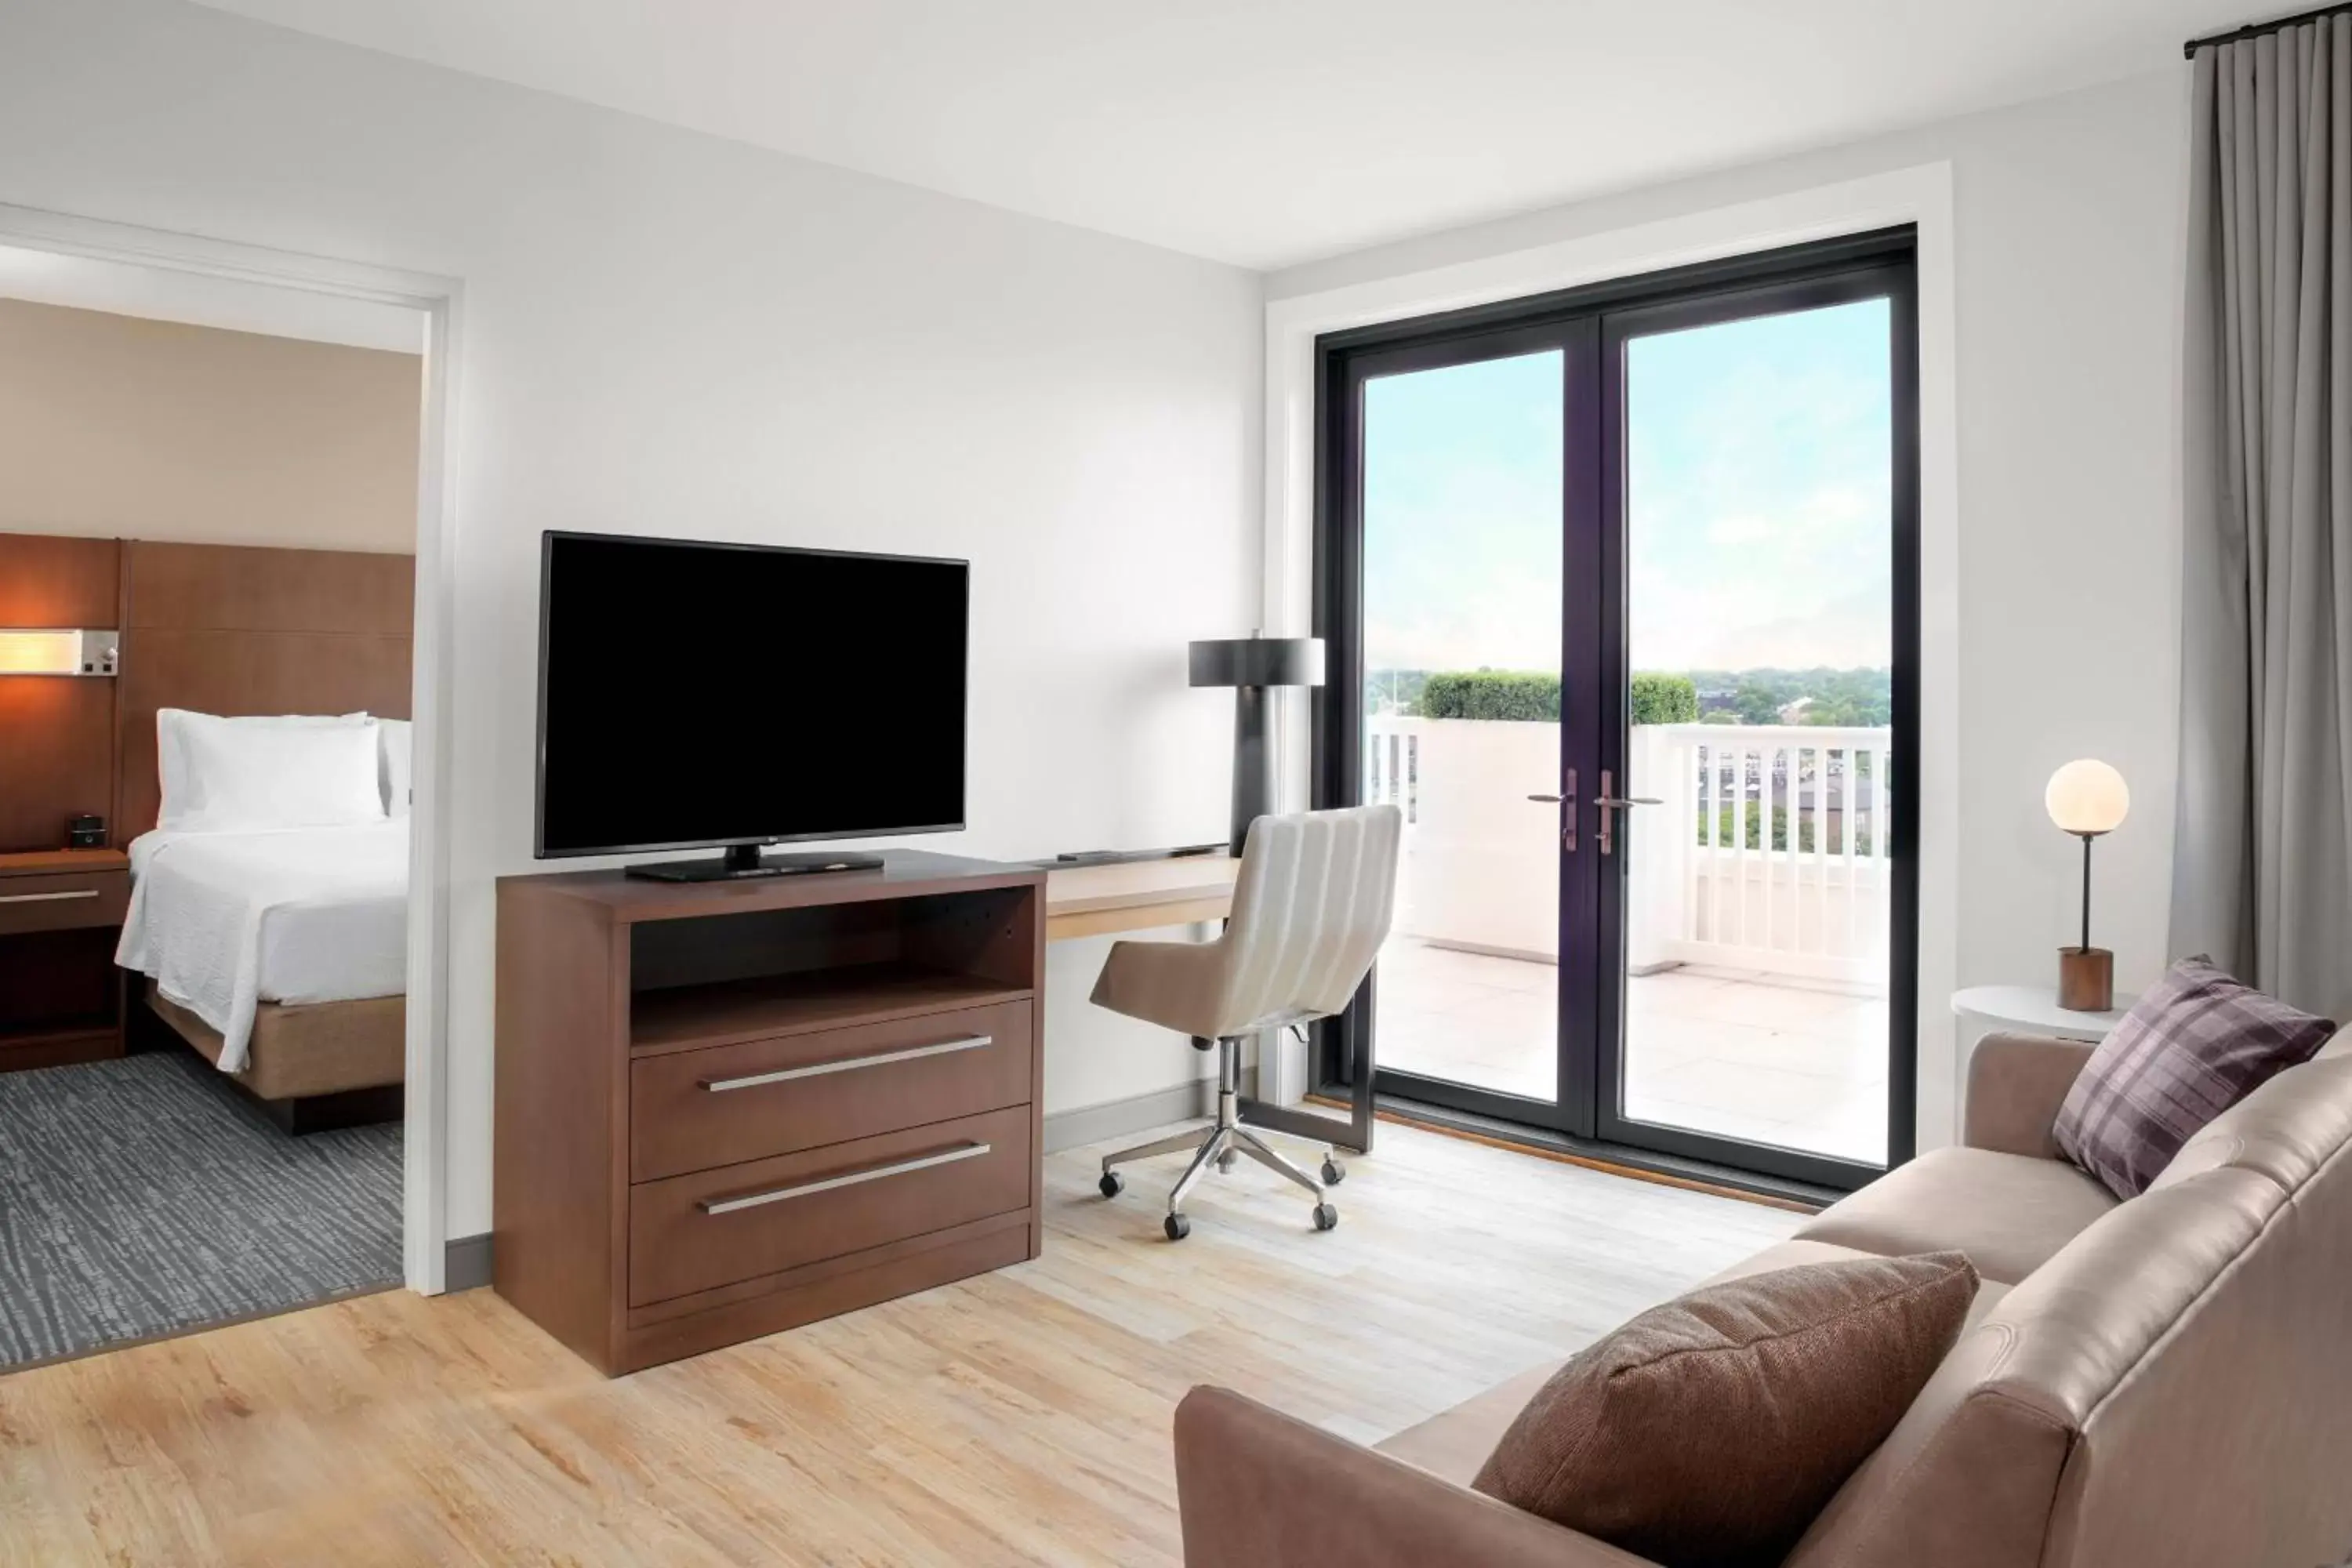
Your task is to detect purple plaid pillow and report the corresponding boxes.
[2053,956,2336,1200]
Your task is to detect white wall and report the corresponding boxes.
[1274,70,2190,1044]
[0,0,1258,1238]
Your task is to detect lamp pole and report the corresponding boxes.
[2078,830,2094,955]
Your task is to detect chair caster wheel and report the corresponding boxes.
[1216,1149,1238,1173]
[1312,1203,1339,1232]
[1320,1157,1346,1186]
[1098,1171,1124,1199]
[1164,1213,1192,1241]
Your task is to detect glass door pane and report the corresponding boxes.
[1614,299,1896,1167]
[1360,348,1565,1108]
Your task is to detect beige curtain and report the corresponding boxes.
[2173,20,2352,1020]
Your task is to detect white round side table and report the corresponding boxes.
[1951,984,2133,1043]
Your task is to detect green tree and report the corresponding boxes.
[1732,682,1782,726]
[1630,672,1697,725]
[1421,670,1559,721]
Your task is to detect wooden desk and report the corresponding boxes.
[1044,856,1238,941]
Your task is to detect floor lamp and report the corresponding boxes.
[1190,633,1369,1156]
[1189,634,1326,857]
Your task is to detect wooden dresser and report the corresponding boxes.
[493,851,1046,1375]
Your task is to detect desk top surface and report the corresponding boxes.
[1043,855,1238,918]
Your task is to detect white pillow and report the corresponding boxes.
[378,718,413,819]
[158,709,372,829]
[169,711,386,832]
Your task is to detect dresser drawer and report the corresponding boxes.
[629,1105,1033,1307]
[630,999,1033,1182]
[0,870,128,935]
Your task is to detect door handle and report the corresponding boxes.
[1595,770,1661,857]
[1528,768,1578,852]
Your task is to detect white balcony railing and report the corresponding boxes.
[1365,717,1892,987]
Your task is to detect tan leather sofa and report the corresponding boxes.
[1174,1031,2352,1568]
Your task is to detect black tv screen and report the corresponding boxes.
[535,532,968,858]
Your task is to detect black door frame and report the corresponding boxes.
[1309,227,1921,1194]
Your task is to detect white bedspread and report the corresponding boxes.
[117,822,408,1073]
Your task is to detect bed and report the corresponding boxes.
[121,821,408,1115]
[115,704,413,1132]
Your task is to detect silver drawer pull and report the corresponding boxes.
[0,888,100,906]
[697,1141,993,1216]
[699,1033,993,1093]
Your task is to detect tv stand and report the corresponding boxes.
[495,849,1045,1374]
[626,844,887,883]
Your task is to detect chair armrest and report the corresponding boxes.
[1174,1386,1658,1568]
[1963,1033,2097,1158]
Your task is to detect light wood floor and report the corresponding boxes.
[0,1120,1800,1566]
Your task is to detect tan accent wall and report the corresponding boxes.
[0,298,420,552]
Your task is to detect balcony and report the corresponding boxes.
[1366,717,1893,1165]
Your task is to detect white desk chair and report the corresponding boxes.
[1088,804,1402,1239]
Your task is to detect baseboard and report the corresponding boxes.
[1042,1069,1257,1154]
[445,1232,494,1292]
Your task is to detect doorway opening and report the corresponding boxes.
[0,229,452,1368]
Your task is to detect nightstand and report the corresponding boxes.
[0,848,131,1073]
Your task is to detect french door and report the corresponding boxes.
[1312,231,1918,1192]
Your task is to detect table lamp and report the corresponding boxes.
[1190,633,1325,856]
[2045,759,2129,1011]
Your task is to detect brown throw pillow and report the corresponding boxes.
[1470,1251,1978,1568]
[2053,955,2336,1200]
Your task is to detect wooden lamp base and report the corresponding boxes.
[2057,946,2114,1012]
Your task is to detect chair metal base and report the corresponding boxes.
[1098,1036,1343,1236]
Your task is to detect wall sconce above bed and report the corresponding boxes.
[0,629,118,677]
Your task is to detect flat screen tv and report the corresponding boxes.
[535,531,968,880]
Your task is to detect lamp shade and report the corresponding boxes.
[1189,635,1324,689]
[2045,759,2129,836]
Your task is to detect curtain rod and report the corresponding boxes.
[2187,2,2352,57]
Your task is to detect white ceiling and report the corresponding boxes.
[0,245,425,351]
[193,0,2248,270]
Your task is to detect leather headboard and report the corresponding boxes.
[115,541,413,842]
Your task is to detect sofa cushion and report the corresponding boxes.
[1372,1240,2016,1488]
[1795,1146,2116,1285]
[1468,1250,1978,1568]
[2053,956,2336,1200]
[1700,1240,2014,1335]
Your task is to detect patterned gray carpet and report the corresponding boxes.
[0,1050,400,1370]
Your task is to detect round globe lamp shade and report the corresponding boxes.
[2045,760,2129,837]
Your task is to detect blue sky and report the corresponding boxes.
[1363,298,1893,677]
